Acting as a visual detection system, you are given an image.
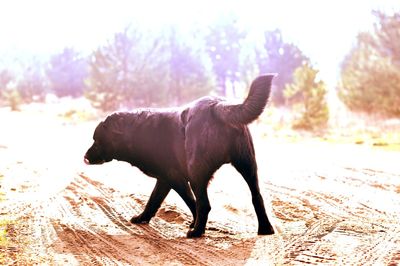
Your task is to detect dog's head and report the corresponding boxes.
[84,115,125,165]
[84,121,113,165]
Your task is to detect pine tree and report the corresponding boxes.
[46,48,87,97]
[205,14,249,97]
[284,63,329,131]
[166,28,215,105]
[17,63,48,102]
[0,69,21,110]
[85,27,168,111]
[339,11,400,117]
[255,29,308,105]
[0,69,13,104]
[85,26,216,111]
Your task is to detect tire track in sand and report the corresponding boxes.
[5,164,400,265]
[266,166,400,265]
[44,174,258,265]
[76,174,249,266]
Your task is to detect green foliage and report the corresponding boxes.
[255,29,308,105]
[86,26,216,111]
[166,28,216,105]
[0,69,21,110]
[46,48,88,97]
[0,69,13,90]
[0,69,13,104]
[2,89,22,111]
[16,63,48,102]
[85,27,166,111]
[205,14,250,96]
[284,63,329,131]
[339,11,400,117]
[1,21,309,111]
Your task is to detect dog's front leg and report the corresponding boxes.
[130,179,171,224]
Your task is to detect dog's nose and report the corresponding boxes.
[84,157,90,165]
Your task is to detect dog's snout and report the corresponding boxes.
[84,156,90,165]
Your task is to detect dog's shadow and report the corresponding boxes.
[54,174,280,264]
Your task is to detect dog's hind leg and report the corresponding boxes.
[168,179,197,228]
[130,179,171,224]
[232,158,275,235]
[186,175,212,238]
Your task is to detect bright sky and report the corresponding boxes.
[1,0,399,85]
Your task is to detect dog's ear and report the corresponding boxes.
[111,117,124,135]
[103,115,124,135]
[180,108,189,126]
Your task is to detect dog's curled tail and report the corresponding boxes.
[214,74,275,125]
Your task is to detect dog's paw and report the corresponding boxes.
[186,228,204,238]
[130,215,150,224]
[258,226,275,235]
[189,220,195,228]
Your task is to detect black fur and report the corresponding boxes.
[84,74,275,238]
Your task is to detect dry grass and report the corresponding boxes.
[257,104,400,151]
[4,96,400,151]
[0,174,10,266]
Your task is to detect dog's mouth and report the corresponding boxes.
[84,157,105,165]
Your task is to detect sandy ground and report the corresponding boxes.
[1,105,400,265]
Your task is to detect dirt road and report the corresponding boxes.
[1,107,400,265]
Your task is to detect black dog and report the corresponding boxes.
[84,75,275,238]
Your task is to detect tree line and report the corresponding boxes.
[339,11,400,118]
[0,10,399,130]
[0,14,309,108]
